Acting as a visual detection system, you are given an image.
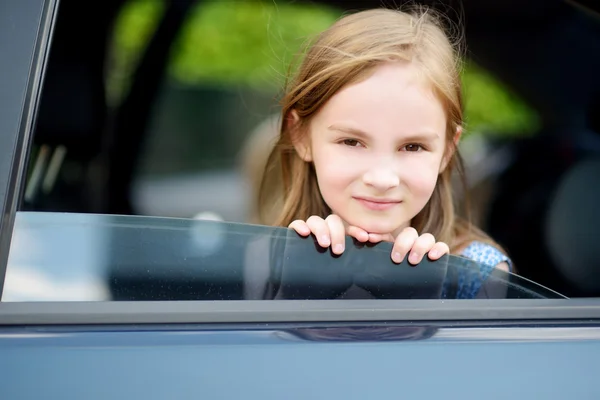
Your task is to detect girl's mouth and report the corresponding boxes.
[353,197,401,211]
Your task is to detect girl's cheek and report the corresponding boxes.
[400,158,440,191]
[327,163,361,183]
[312,149,358,186]
[327,147,369,174]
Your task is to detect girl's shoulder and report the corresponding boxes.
[459,241,513,273]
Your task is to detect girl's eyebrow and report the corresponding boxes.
[328,124,371,139]
[327,124,441,142]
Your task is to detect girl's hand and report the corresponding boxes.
[289,217,449,264]
[289,215,352,255]
[381,227,450,265]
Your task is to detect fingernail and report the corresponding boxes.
[334,244,344,254]
[321,235,330,246]
[409,252,420,264]
[392,252,402,263]
[429,250,438,258]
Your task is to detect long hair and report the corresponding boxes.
[257,7,501,253]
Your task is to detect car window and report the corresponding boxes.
[3,0,600,325]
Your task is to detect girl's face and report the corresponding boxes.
[294,61,452,237]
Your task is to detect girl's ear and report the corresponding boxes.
[289,110,313,162]
[439,125,462,173]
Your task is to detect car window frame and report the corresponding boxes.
[1,299,600,325]
[1,0,600,327]
[0,0,59,298]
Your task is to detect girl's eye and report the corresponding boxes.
[403,144,423,152]
[342,139,361,147]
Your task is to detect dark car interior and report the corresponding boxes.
[21,0,600,299]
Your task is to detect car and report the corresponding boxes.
[1,0,600,399]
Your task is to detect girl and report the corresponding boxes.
[255,7,512,297]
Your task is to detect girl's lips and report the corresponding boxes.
[354,197,401,211]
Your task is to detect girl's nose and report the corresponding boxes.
[362,167,400,191]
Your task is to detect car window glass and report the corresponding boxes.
[2,212,564,302]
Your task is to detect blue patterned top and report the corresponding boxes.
[441,241,513,299]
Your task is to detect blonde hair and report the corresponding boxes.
[257,7,501,253]
[240,114,281,224]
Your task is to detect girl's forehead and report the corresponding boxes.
[315,62,446,135]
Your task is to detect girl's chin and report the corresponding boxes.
[344,219,405,236]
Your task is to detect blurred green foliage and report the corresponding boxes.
[462,63,540,135]
[108,0,540,136]
[108,0,165,103]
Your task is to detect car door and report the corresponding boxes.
[2,1,600,400]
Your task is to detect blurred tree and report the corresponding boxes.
[108,0,540,137]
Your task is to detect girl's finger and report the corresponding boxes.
[325,214,346,255]
[408,233,436,265]
[347,225,369,243]
[391,227,419,264]
[288,220,311,236]
[427,241,450,260]
[306,215,331,248]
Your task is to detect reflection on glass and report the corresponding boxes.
[3,212,565,302]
